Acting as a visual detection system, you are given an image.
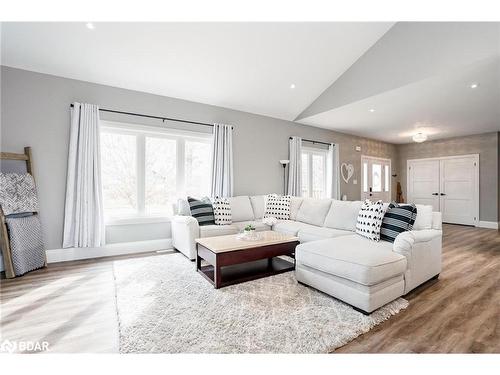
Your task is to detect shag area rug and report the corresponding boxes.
[113,253,408,353]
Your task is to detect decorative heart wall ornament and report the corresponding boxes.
[341,163,354,183]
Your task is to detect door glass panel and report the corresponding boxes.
[363,162,368,192]
[372,163,382,192]
[384,165,389,192]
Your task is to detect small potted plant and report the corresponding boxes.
[244,224,256,236]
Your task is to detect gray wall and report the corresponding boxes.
[1,66,397,250]
[396,132,499,223]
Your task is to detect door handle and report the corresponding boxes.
[440,193,446,196]
[431,193,439,196]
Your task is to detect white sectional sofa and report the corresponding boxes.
[171,195,442,314]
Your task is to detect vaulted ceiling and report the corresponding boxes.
[2,22,499,143]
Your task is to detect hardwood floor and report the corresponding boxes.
[0,225,498,353]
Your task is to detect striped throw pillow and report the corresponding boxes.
[380,202,417,243]
[187,196,215,226]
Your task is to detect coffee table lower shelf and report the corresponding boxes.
[197,257,294,288]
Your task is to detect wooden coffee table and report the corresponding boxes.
[195,231,299,289]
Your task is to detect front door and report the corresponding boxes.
[361,156,391,202]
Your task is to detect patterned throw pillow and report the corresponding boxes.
[380,202,417,243]
[187,196,215,226]
[355,199,385,241]
[263,194,291,220]
[212,197,232,225]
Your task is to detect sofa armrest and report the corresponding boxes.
[171,215,199,260]
[393,229,443,294]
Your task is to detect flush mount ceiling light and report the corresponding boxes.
[412,132,428,143]
[470,83,480,89]
[86,22,95,30]
[290,84,296,89]
[369,108,375,113]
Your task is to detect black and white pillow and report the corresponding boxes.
[355,199,385,241]
[380,202,417,243]
[212,197,232,225]
[263,194,291,220]
[187,196,215,226]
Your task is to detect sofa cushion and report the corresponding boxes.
[188,196,215,226]
[296,198,332,226]
[199,224,239,238]
[264,194,291,220]
[413,204,433,230]
[212,197,232,225]
[296,236,407,285]
[298,226,353,243]
[380,203,417,243]
[232,220,271,232]
[228,196,255,222]
[272,220,318,236]
[249,195,266,219]
[355,200,385,241]
[289,196,304,221]
[323,200,362,231]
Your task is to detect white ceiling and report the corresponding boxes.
[299,56,500,144]
[0,22,393,121]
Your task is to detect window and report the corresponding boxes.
[301,147,328,198]
[100,122,212,221]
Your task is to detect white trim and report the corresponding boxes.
[45,239,173,264]
[105,216,171,226]
[406,154,480,163]
[101,120,213,139]
[478,221,499,230]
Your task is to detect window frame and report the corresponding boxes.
[100,121,212,225]
[301,146,328,199]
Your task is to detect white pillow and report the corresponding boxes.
[228,196,255,222]
[212,197,232,225]
[264,194,291,220]
[355,200,385,241]
[323,200,363,231]
[249,195,266,219]
[289,196,304,221]
[413,204,433,230]
[296,198,332,227]
[176,199,191,216]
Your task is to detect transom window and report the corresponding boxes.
[100,121,212,221]
[301,147,328,198]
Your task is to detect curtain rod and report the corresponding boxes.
[69,104,231,129]
[290,137,333,146]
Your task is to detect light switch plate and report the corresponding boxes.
[355,146,361,152]
[353,179,358,185]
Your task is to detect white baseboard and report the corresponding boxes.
[46,238,173,264]
[477,221,499,230]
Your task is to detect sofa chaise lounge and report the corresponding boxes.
[171,195,442,313]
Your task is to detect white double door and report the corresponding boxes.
[407,155,479,226]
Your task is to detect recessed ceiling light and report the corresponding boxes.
[412,132,428,143]
[290,84,296,89]
[369,108,375,113]
[86,22,95,30]
[470,83,479,89]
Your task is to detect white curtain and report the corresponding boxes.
[63,102,105,248]
[327,143,341,199]
[210,123,234,197]
[287,136,302,196]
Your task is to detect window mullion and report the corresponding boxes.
[309,153,313,198]
[137,135,146,215]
